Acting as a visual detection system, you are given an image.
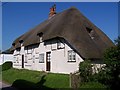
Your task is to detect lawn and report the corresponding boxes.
[2,68,70,89]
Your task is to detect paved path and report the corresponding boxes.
[0,81,11,88]
[0,81,16,90]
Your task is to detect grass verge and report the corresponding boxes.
[2,68,69,88]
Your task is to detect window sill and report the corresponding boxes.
[27,53,32,54]
[39,62,44,63]
[57,47,65,49]
[67,61,76,62]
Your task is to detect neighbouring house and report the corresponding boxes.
[0,49,13,65]
[10,5,114,74]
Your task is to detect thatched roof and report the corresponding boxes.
[2,48,13,54]
[11,7,114,59]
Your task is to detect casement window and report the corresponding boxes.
[68,50,76,62]
[13,57,16,63]
[16,57,19,63]
[39,53,44,63]
[25,55,27,63]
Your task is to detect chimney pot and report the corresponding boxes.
[49,4,56,19]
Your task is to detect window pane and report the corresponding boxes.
[14,57,16,63]
[73,55,76,60]
[39,54,44,63]
[68,50,76,62]
[72,52,75,55]
[25,55,27,63]
[33,55,35,63]
[57,42,61,48]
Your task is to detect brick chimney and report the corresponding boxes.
[49,4,56,19]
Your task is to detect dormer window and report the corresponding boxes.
[86,27,94,39]
[16,48,20,51]
[57,41,65,49]
[12,43,15,46]
[19,40,23,46]
[86,27,92,33]
[57,42,61,49]
[16,48,20,55]
[40,37,42,43]
[27,46,32,54]
[37,32,43,43]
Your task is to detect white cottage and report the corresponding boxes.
[10,6,114,74]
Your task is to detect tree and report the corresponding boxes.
[79,37,120,89]
[103,36,120,89]
[114,36,120,46]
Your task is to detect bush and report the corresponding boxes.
[79,60,93,82]
[90,70,113,86]
[80,82,108,89]
[2,61,13,71]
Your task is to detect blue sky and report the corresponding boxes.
[2,2,118,51]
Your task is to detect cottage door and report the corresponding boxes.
[22,55,24,68]
[46,52,51,71]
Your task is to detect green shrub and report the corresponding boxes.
[90,69,113,87]
[80,82,108,89]
[2,61,13,71]
[79,60,93,82]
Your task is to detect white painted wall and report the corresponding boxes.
[0,54,13,65]
[51,43,84,74]
[13,39,84,74]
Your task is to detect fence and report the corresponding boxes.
[69,71,81,88]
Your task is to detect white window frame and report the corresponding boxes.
[57,42,62,49]
[33,55,35,63]
[16,48,20,55]
[52,43,57,50]
[40,37,43,43]
[25,55,27,63]
[27,46,32,54]
[13,56,16,63]
[16,57,19,63]
[68,50,76,62]
[39,53,44,63]
[57,41,65,49]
